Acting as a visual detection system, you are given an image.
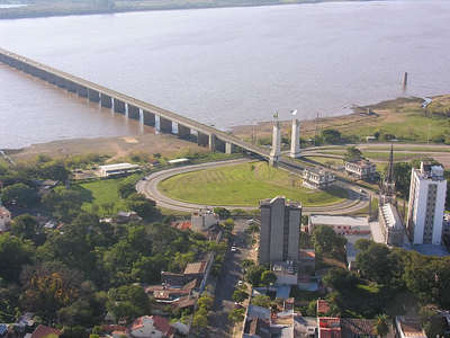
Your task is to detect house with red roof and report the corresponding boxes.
[129,315,174,338]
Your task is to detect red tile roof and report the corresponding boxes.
[184,261,207,275]
[318,318,341,338]
[31,325,61,338]
[317,300,331,315]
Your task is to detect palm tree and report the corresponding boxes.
[374,314,389,337]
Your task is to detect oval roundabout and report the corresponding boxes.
[137,158,371,214]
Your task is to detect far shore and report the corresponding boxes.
[0,0,379,20]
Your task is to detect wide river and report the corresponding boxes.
[1,0,450,148]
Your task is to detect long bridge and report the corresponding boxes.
[0,47,275,159]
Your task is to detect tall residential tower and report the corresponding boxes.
[406,162,447,245]
[259,196,301,265]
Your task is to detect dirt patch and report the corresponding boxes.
[9,132,208,162]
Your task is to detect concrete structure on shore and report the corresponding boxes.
[406,161,447,245]
[269,120,282,166]
[289,118,301,159]
[259,196,301,265]
[0,206,11,232]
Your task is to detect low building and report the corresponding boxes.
[98,163,140,177]
[395,316,426,338]
[129,316,174,338]
[0,206,11,232]
[379,203,404,247]
[308,214,370,235]
[344,159,377,180]
[191,208,218,232]
[318,317,341,338]
[295,316,317,338]
[340,318,378,338]
[167,158,190,166]
[27,325,61,338]
[303,168,335,189]
[272,261,298,285]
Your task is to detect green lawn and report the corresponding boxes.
[304,156,344,168]
[158,162,348,207]
[79,178,128,214]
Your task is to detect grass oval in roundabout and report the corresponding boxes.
[158,161,348,207]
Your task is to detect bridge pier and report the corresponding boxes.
[88,89,100,103]
[114,99,126,114]
[225,142,236,154]
[143,110,155,126]
[76,85,88,98]
[128,104,140,120]
[159,117,173,133]
[209,134,217,152]
[100,93,112,108]
[178,124,191,139]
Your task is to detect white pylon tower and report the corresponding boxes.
[289,110,301,158]
[269,114,281,167]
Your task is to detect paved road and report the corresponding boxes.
[137,159,370,214]
[209,219,250,338]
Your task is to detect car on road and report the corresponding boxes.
[231,246,238,252]
[237,280,244,287]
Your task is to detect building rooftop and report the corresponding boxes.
[310,214,369,227]
[260,196,301,209]
[341,318,377,337]
[99,162,140,171]
[0,206,10,216]
[317,300,331,315]
[380,203,403,230]
[30,325,61,338]
[184,261,207,275]
[345,159,375,168]
[396,316,427,338]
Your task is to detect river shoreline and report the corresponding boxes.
[3,94,449,161]
[0,0,377,20]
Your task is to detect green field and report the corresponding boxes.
[158,162,348,207]
[79,178,128,214]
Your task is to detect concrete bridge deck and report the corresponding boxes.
[0,47,270,158]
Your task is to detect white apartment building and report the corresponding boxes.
[406,162,447,245]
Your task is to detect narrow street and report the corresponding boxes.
[209,220,252,337]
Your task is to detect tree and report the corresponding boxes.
[356,242,403,286]
[107,285,150,322]
[42,187,88,221]
[228,308,245,323]
[232,288,248,303]
[245,265,266,286]
[0,234,33,282]
[323,268,358,291]
[118,175,139,199]
[11,214,38,241]
[1,183,38,207]
[261,270,277,287]
[192,307,208,329]
[126,193,160,221]
[374,314,389,337]
[251,295,271,308]
[312,225,347,262]
[321,129,342,144]
[213,207,231,219]
[344,146,362,161]
[20,262,83,322]
[197,292,213,311]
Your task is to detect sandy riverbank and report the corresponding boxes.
[4,132,208,163]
